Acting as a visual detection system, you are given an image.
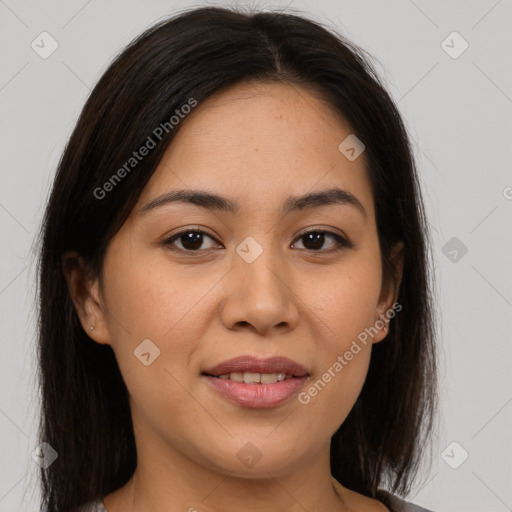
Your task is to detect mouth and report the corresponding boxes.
[202,355,309,378]
[203,371,298,383]
[201,355,310,408]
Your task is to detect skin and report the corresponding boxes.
[65,81,403,512]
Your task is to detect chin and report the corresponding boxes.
[198,439,309,479]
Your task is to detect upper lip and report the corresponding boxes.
[203,356,309,377]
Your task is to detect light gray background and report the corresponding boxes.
[1,0,511,511]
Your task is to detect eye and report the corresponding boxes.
[162,227,353,254]
[163,228,221,253]
[292,229,354,253]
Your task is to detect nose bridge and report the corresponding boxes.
[242,245,285,296]
[220,234,299,333]
[237,234,289,305]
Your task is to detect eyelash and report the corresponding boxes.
[162,228,354,255]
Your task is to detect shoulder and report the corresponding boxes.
[381,491,435,512]
[76,499,108,512]
[337,484,394,511]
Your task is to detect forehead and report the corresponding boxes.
[137,81,374,217]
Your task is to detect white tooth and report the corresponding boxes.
[243,372,261,384]
[260,373,278,384]
[225,372,288,383]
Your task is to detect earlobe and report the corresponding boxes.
[371,314,390,344]
[62,251,111,345]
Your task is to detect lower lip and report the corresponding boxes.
[203,375,308,408]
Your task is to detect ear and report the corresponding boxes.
[372,241,404,344]
[62,251,112,345]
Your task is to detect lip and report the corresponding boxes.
[202,355,309,377]
[202,356,310,409]
[203,375,308,408]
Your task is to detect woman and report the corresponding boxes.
[37,6,437,512]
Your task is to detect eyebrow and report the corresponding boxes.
[139,187,366,219]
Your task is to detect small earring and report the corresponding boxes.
[89,325,95,331]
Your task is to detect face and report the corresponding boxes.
[75,81,402,479]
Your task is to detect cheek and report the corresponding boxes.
[100,241,222,377]
[298,350,371,442]
[297,259,381,424]
[298,305,374,434]
[100,252,220,442]
[310,257,382,346]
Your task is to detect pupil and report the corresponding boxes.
[305,232,324,250]
[182,232,203,250]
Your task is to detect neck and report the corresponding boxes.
[104,434,350,512]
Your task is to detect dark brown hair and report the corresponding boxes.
[36,6,437,511]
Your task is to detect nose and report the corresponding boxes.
[219,242,300,335]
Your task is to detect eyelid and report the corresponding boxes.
[295,225,347,239]
[164,225,218,239]
[294,225,353,244]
